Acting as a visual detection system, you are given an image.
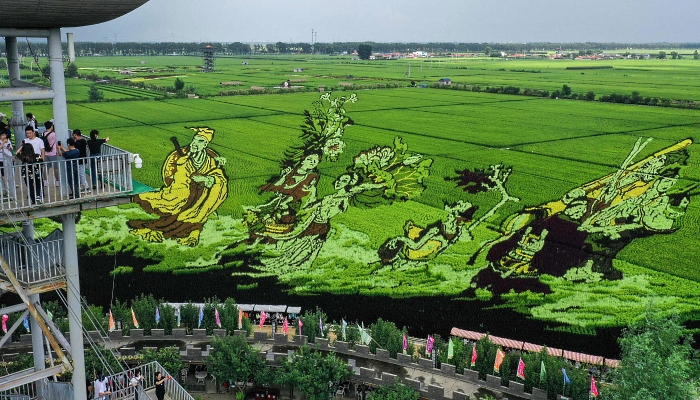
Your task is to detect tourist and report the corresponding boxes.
[94,373,111,400]
[72,130,90,192]
[21,125,44,162]
[154,372,170,400]
[87,129,109,189]
[25,113,37,131]
[18,143,42,204]
[130,369,143,400]
[42,121,60,187]
[0,130,13,200]
[57,138,81,199]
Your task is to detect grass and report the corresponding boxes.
[3,54,700,332]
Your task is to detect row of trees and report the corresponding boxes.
[4,41,700,57]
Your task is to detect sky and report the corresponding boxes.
[70,0,700,44]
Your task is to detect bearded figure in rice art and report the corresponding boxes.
[128,127,228,247]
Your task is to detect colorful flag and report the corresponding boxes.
[471,344,478,367]
[131,308,139,328]
[590,376,599,397]
[109,310,115,332]
[23,316,30,332]
[214,308,221,328]
[155,307,160,324]
[540,361,547,383]
[237,308,243,329]
[562,368,571,385]
[319,317,324,336]
[298,318,303,335]
[516,357,526,380]
[447,338,454,360]
[198,306,204,328]
[402,333,408,353]
[283,317,289,334]
[2,314,9,333]
[426,335,435,355]
[177,308,181,327]
[494,348,505,372]
[341,319,347,341]
[259,310,267,328]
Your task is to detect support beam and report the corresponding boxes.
[34,303,72,355]
[63,212,86,400]
[0,310,29,349]
[0,303,27,315]
[0,87,55,101]
[0,365,63,391]
[0,254,71,371]
[29,294,45,400]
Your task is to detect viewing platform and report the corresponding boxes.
[0,144,142,225]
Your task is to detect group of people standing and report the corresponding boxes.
[0,111,110,204]
[90,369,169,400]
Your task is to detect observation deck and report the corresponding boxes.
[1,0,149,29]
[0,144,138,225]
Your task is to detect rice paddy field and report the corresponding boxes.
[10,54,700,356]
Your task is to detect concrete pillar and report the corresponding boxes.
[66,33,76,63]
[29,294,45,399]
[5,37,26,144]
[48,28,70,196]
[48,28,69,143]
[63,213,86,400]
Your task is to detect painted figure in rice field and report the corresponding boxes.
[378,164,520,266]
[237,93,433,271]
[128,127,228,247]
[471,137,695,294]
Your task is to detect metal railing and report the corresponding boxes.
[0,370,49,400]
[0,231,64,285]
[0,146,133,212]
[103,361,195,400]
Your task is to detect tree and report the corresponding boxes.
[658,51,667,59]
[139,347,185,377]
[174,77,185,91]
[371,380,418,400]
[357,44,372,60]
[88,85,104,102]
[369,318,405,357]
[85,344,123,377]
[207,335,266,395]
[66,63,79,78]
[585,91,596,101]
[694,50,699,60]
[278,346,351,400]
[299,307,327,343]
[670,51,679,59]
[611,307,700,400]
[561,84,572,97]
[40,64,51,78]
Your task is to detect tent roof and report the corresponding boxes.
[3,0,149,28]
[450,327,617,367]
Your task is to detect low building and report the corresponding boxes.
[438,78,452,85]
